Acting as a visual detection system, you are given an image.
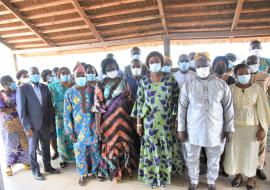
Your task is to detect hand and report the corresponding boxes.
[256,126,265,141]
[178,131,187,142]
[137,125,143,136]
[223,132,234,143]
[26,129,33,137]
[95,127,101,138]
[70,134,77,143]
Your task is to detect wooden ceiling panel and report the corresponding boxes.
[0,0,268,53]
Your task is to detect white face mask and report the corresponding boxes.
[21,77,30,84]
[107,70,118,79]
[149,63,161,73]
[131,68,142,76]
[250,49,261,57]
[131,54,140,60]
[190,60,196,68]
[196,66,210,78]
[249,64,260,73]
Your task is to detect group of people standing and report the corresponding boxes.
[0,40,269,190]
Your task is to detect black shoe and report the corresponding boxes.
[256,169,267,180]
[208,184,216,190]
[51,152,59,160]
[220,168,229,177]
[78,176,87,186]
[33,173,45,180]
[231,175,243,187]
[45,167,60,174]
[60,161,68,168]
[188,183,198,190]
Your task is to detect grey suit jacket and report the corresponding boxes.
[16,82,53,132]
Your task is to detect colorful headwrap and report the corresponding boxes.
[73,62,86,74]
[194,52,211,62]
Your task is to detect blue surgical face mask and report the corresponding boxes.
[48,76,54,83]
[161,66,171,73]
[86,74,96,81]
[131,54,140,60]
[60,75,71,83]
[237,74,251,85]
[75,77,87,87]
[30,74,40,83]
[149,63,161,73]
[9,82,17,91]
[228,60,234,69]
[179,61,190,71]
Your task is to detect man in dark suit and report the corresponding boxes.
[16,66,60,180]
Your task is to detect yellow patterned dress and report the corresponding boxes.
[224,84,270,177]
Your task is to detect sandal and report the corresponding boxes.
[23,163,30,171]
[246,177,256,190]
[6,166,13,176]
[114,176,121,183]
[231,174,243,187]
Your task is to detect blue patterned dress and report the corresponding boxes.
[131,73,181,186]
[64,85,101,176]
[48,82,75,162]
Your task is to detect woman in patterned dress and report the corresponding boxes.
[0,75,30,176]
[94,57,136,183]
[132,51,180,188]
[48,67,75,168]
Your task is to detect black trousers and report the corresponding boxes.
[28,125,51,175]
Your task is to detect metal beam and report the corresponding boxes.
[231,0,245,31]
[0,0,54,46]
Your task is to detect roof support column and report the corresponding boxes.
[163,34,170,57]
[12,54,18,73]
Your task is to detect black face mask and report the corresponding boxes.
[214,65,227,75]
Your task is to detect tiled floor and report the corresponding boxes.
[1,153,270,190]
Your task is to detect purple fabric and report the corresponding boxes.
[0,91,29,166]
